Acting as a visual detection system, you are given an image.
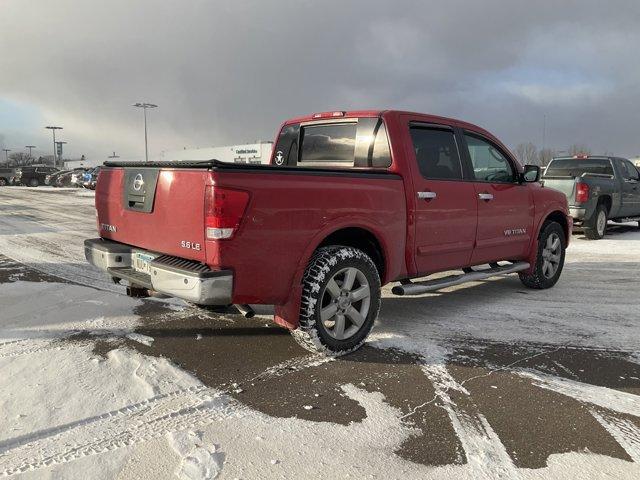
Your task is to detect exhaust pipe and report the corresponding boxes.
[235,304,255,319]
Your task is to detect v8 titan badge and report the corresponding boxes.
[274,151,284,165]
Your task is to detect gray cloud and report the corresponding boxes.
[1,0,639,160]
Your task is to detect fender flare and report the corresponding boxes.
[525,203,570,274]
[273,219,391,330]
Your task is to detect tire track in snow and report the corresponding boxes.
[421,363,522,479]
[0,339,61,360]
[0,386,245,477]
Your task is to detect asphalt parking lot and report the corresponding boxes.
[0,186,639,479]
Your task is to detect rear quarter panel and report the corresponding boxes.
[208,171,407,305]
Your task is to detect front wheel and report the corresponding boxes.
[292,246,381,356]
[27,178,39,187]
[519,221,566,289]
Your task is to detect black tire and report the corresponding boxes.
[584,204,607,240]
[292,246,381,356]
[27,178,39,187]
[519,221,566,289]
[0,178,7,186]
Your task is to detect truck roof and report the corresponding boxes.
[282,109,514,168]
[287,109,486,128]
[284,109,498,141]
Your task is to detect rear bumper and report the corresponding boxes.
[84,238,233,305]
[569,207,586,220]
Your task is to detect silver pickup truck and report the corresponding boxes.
[543,156,640,239]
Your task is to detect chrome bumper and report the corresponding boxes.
[84,238,232,305]
[569,207,586,220]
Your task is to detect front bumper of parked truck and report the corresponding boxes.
[84,238,232,305]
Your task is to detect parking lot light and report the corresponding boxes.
[133,103,157,162]
[25,145,36,161]
[45,126,63,168]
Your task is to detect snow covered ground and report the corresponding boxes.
[0,186,639,479]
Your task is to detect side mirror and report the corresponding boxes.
[522,164,541,183]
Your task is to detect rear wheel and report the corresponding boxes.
[0,178,7,186]
[519,221,566,289]
[292,246,381,356]
[584,204,607,239]
[27,178,39,187]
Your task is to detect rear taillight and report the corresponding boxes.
[576,182,590,203]
[204,186,250,240]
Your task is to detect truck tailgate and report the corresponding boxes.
[543,177,576,203]
[95,167,209,262]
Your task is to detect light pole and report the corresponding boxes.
[25,145,36,161]
[133,102,157,162]
[45,126,63,168]
[2,149,10,164]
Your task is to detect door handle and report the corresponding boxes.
[417,191,437,200]
[478,193,494,201]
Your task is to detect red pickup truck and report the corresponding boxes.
[85,110,571,355]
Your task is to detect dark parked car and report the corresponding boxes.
[54,168,89,187]
[45,169,71,186]
[543,156,640,238]
[0,167,18,186]
[14,165,59,187]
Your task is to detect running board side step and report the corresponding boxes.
[391,262,530,296]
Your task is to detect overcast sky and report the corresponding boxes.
[1,0,639,161]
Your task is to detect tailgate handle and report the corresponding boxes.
[128,196,146,209]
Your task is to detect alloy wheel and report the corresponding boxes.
[319,267,371,340]
[541,232,562,279]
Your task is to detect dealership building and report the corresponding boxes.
[160,142,273,164]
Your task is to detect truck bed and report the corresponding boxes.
[96,161,408,305]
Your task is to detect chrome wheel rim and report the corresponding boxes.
[320,267,371,340]
[541,232,562,279]
[596,210,607,236]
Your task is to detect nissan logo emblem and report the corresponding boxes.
[133,173,144,191]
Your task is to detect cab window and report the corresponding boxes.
[299,123,357,167]
[622,160,640,181]
[409,127,463,180]
[464,134,515,183]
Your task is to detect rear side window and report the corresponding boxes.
[545,159,614,177]
[273,118,392,169]
[409,127,463,180]
[370,123,392,168]
[299,123,357,167]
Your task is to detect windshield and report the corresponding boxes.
[544,158,614,177]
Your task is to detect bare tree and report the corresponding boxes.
[514,142,539,165]
[568,144,591,157]
[8,152,30,166]
[538,148,557,166]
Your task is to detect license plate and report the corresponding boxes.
[133,253,155,274]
